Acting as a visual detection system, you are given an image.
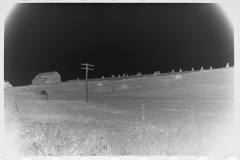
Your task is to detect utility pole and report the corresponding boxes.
[81,63,94,103]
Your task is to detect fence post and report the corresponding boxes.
[15,101,18,112]
[84,104,87,115]
[142,103,147,141]
[66,100,70,113]
[105,100,107,119]
[191,102,194,118]
[142,103,145,121]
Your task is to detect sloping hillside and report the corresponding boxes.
[3,67,235,156]
[7,67,234,100]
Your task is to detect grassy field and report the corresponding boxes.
[3,67,235,157]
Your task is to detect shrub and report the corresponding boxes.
[4,80,12,88]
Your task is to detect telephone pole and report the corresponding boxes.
[81,63,94,103]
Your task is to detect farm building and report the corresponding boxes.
[32,71,61,85]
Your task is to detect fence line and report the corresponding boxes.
[13,98,201,119]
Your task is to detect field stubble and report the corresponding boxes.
[4,100,234,156]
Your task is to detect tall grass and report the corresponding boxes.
[5,112,225,156]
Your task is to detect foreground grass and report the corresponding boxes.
[5,112,228,156]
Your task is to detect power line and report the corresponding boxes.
[5,50,233,78]
[93,51,233,68]
[35,48,233,70]
[92,51,233,66]
[29,51,232,73]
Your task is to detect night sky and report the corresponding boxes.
[4,3,234,86]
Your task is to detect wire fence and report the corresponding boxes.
[12,97,229,122]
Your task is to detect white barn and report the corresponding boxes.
[32,71,61,85]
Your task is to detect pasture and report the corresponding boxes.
[3,67,235,157]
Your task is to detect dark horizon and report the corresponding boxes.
[4,3,234,86]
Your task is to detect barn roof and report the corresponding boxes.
[36,71,59,77]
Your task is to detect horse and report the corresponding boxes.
[40,90,48,101]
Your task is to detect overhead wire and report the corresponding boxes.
[45,50,233,72]
[92,50,234,68]
[5,50,233,77]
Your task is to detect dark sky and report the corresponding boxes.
[4,3,234,86]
